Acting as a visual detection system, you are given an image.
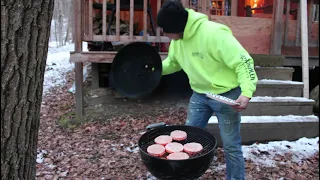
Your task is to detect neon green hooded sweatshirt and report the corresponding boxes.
[162,9,258,98]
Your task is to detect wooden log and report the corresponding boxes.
[300,0,309,98]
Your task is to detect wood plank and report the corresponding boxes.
[129,0,134,41]
[231,0,238,16]
[70,52,169,63]
[270,0,284,55]
[83,34,171,42]
[75,63,84,118]
[102,0,107,38]
[156,0,161,41]
[116,0,120,41]
[300,0,310,98]
[89,0,93,39]
[91,63,100,89]
[308,0,314,39]
[143,0,148,40]
[210,15,273,54]
[284,0,290,46]
[74,0,82,51]
[295,5,300,46]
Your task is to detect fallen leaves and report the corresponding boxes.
[36,71,319,180]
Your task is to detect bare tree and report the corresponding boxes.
[1,0,54,179]
[52,0,73,46]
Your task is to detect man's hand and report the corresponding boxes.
[232,95,251,112]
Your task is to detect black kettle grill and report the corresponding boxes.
[110,42,162,98]
[138,123,218,180]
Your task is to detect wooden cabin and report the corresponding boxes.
[70,0,319,118]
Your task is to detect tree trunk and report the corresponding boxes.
[1,0,54,179]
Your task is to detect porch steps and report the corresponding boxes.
[207,57,318,146]
[207,115,319,145]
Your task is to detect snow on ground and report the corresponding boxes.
[209,115,319,123]
[43,41,87,95]
[242,137,319,167]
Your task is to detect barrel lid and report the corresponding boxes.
[110,42,162,98]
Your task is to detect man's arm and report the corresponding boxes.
[214,30,258,98]
[162,45,182,75]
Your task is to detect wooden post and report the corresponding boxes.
[88,0,93,39]
[295,5,300,46]
[130,0,134,41]
[156,0,161,42]
[74,0,84,119]
[102,0,107,38]
[231,0,238,16]
[300,0,309,98]
[91,63,99,89]
[116,0,120,41]
[270,0,284,55]
[143,0,148,41]
[284,0,290,46]
[308,0,314,40]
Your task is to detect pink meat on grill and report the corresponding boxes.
[170,130,187,141]
[147,144,165,157]
[165,142,184,154]
[167,152,190,160]
[183,142,203,155]
[154,135,173,146]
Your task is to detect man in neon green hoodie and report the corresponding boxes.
[157,1,258,179]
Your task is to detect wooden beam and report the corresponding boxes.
[156,0,161,42]
[102,0,107,38]
[129,0,134,41]
[300,0,309,98]
[73,0,84,119]
[231,0,238,16]
[143,0,147,40]
[83,34,171,42]
[116,0,120,41]
[284,0,290,46]
[70,52,169,63]
[88,0,93,39]
[295,5,300,46]
[270,0,284,55]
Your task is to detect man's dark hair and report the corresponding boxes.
[157,0,188,33]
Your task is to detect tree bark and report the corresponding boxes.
[1,0,54,179]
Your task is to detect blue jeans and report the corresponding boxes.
[185,87,245,180]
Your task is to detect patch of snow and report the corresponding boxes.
[255,66,293,70]
[242,137,319,167]
[208,115,319,123]
[250,96,315,102]
[258,79,303,85]
[43,42,88,95]
[36,149,48,163]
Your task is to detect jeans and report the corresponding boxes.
[185,87,245,180]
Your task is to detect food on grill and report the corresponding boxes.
[170,130,187,141]
[147,144,166,157]
[167,152,190,160]
[165,142,184,154]
[183,142,203,155]
[154,135,173,145]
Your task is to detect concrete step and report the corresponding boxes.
[207,115,319,146]
[255,66,294,80]
[242,96,315,116]
[255,79,303,97]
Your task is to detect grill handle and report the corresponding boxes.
[146,122,167,131]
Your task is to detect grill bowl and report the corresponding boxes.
[138,125,217,180]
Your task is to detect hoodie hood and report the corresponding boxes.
[183,9,209,40]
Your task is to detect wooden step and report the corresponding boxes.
[255,79,303,97]
[243,97,315,116]
[255,67,294,80]
[207,115,319,146]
